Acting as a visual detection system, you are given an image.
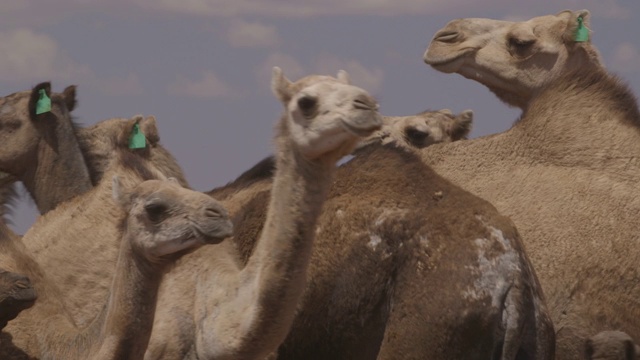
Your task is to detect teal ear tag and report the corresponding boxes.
[129,123,146,149]
[35,89,51,115]
[575,16,589,42]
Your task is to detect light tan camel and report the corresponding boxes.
[586,331,640,360]
[357,109,473,150]
[22,67,383,359]
[424,9,640,358]
[0,83,92,213]
[0,160,233,359]
[77,115,190,188]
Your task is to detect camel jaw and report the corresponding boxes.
[423,47,475,74]
[194,222,233,245]
[340,115,383,138]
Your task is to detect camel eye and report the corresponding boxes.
[297,96,317,117]
[508,37,535,52]
[405,127,428,145]
[144,202,168,222]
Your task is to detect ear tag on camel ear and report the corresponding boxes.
[575,16,589,42]
[129,123,146,149]
[35,89,52,115]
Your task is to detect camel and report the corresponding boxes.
[212,142,554,360]
[357,109,473,150]
[423,9,640,358]
[22,67,384,359]
[0,82,188,217]
[0,83,92,213]
[0,157,234,359]
[77,115,190,188]
[586,331,640,360]
[0,268,36,331]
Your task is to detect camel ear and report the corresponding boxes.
[558,9,591,43]
[62,85,77,112]
[336,70,351,84]
[271,66,293,103]
[28,82,53,120]
[449,109,473,141]
[112,176,131,209]
[140,115,160,145]
[437,108,453,116]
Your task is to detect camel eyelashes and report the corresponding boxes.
[405,127,429,145]
[508,37,535,50]
[144,202,169,222]
[297,96,318,117]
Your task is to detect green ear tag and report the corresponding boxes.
[575,16,589,42]
[35,89,52,115]
[129,123,146,149]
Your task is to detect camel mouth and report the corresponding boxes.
[340,116,382,137]
[2,289,38,310]
[193,223,233,245]
[423,46,475,73]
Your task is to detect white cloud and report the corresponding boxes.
[167,70,236,98]
[257,52,384,94]
[226,20,280,48]
[610,43,640,73]
[0,0,633,22]
[0,28,145,97]
[132,0,495,17]
[0,28,91,83]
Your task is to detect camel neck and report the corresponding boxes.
[21,121,92,214]
[90,230,164,360]
[234,134,334,358]
[506,67,640,177]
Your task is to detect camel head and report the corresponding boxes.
[271,66,383,161]
[0,269,37,330]
[355,109,472,150]
[586,331,640,360]
[392,108,473,148]
[78,115,188,187]
[0,82,77,175]
[112,176,233,262]
[424,10,604,109]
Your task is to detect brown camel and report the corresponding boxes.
[586,331,640,360]
[0,83,91,213]
[0,82,188,216]
[357,108,473,150]
[0,268,36,331]
[0,154,233,359]
[424,9,640,358]
[215,142,556,360]
[22,67,383,359]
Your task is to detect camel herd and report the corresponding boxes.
[0,8,638,360]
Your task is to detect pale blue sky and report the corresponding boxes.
[2,0,639,233]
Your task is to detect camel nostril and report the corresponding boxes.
[406,127,428,144]
[205,208,222,218]
[435,31,460,43]
[15,280,31,289]
[353,95,375,110]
